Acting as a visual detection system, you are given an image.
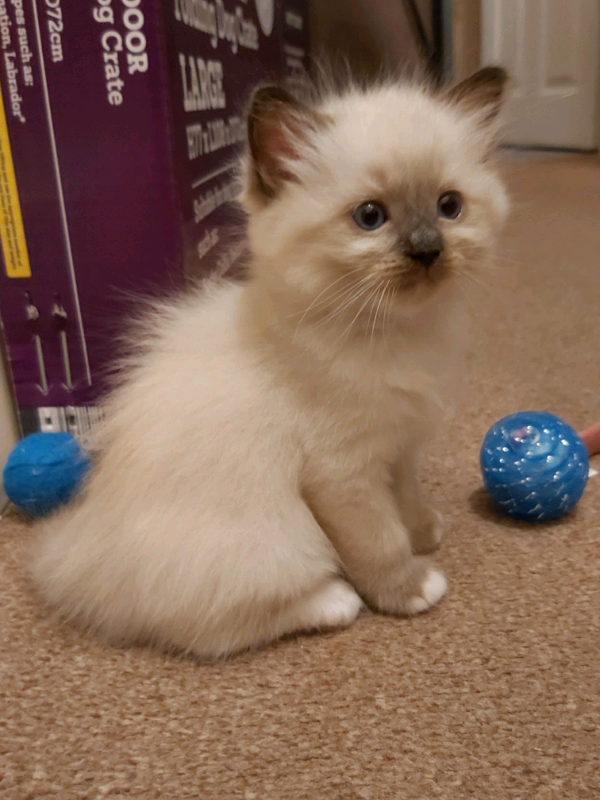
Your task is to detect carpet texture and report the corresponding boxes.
[1,154,599,800]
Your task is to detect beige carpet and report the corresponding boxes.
[1,154,599,800]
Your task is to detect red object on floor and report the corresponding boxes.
[579,422,600,457]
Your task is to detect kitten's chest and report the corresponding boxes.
[351,350,442,423]
[356,377,440,442]
[302,372,440,468]
[292,336,446,464]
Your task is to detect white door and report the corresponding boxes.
[481,0,600,149]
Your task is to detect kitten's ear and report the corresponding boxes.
[445,66,508,124]
[247,86,320,199]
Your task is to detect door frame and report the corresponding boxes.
[452,0,482,82]
[0,347,19,509]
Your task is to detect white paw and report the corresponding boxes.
[306,579,363,629]
[405,568,448,615]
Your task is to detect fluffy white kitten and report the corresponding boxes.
[31,68,509,659]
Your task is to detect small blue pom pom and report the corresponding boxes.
[3,432,91,517]
[480,412,589,522]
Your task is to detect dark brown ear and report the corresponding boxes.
[445,66,508,124]
[247,86,319,199]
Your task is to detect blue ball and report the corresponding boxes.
[3,432,91,517]
[480,412,589,522]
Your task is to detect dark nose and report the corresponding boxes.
[408,249,442,268]
[405,225,443,268]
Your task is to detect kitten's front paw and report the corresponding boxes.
[369,557,448,616]
[403,565,448,615]
[410,509,444,555]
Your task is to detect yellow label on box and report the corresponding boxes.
[0,86,31,278]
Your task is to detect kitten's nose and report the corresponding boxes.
[405,226,443,268]
[408,249,442,268]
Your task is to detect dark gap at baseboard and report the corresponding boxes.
[500,143,598,155]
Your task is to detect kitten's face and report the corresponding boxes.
[242,71,509,323]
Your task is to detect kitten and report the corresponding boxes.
[31,68,509,659]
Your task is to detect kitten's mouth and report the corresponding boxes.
[394,257,451,292]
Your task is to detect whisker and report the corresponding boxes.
[289,268,364,324]
[292,272,374,340]
[321,274,378,315]
[369,281,389,347]
[335,282,383,346]
[454,276,482,320]
[365,284,381,344]
[382,283,394,350]
[313,274,381,330]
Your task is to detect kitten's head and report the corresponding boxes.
[239,68,509,327]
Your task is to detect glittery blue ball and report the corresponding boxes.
[480,412,589,522]
[3,432,91,517]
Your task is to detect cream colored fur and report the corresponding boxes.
[31,73,508,659]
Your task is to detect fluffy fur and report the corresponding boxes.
[31,69,509,659]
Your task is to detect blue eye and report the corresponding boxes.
[352,201,387,231]
[437,191,463,220]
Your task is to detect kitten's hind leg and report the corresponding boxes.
[186,502,364,658]
[207,577,363,658]
[278,577,363,633]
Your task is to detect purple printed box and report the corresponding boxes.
[0,0,310,437]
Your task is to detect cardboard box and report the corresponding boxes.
[0,0,309,437]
